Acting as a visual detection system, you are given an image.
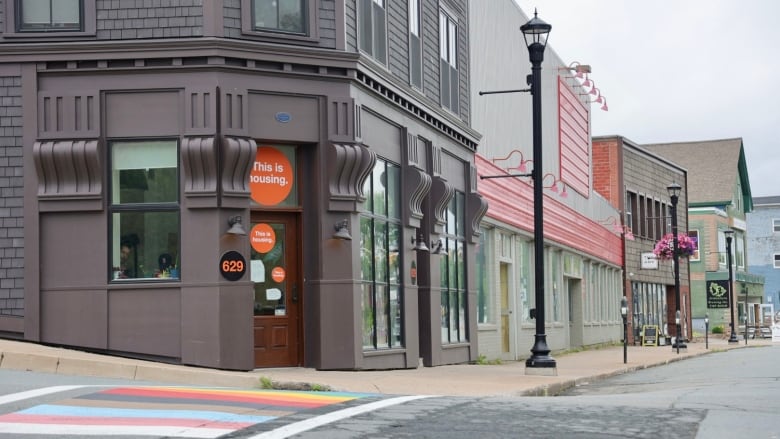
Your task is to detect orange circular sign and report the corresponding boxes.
[250,223,276,254]
[271,266,286,283]
[250,146,293,206]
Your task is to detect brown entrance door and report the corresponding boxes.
[250,212,301,368]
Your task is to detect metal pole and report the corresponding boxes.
[623,316,628,364]
[744,285,749,345]
[525,40,554,369]
[726,234,738,343]
[705,313,709,349]
[670,195,684,353]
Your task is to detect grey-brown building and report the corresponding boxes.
[593,135,691,345]
[0,0,485,371]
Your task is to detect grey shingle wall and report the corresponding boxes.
[0,75,24,317]
[223,0,241,38]
[96,0,204,39]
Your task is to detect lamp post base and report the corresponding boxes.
[727,333,739,343]
[525,335,557,375]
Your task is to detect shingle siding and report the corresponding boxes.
[0,75,24,317]
[96,0,204,39]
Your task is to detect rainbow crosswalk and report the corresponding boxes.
[0,386,372,437]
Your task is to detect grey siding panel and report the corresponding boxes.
[224,0,242,38]
[0,75,24,317]
[319,0,337,48]
[345,0,358,51]
[387,0,408,80]
[96,0,204,39]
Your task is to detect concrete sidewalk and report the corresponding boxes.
[0,337,771,397]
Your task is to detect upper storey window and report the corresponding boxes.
[358,0,387,64]
[252,0,305,34]
[4,0,95,36]
[439,9,459,113]
[18,0,81,31]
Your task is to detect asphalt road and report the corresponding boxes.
[0,345,777,438]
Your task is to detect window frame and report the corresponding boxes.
[687,229,700,261]
[408,0,423,89]
[4,0,96,38]
[773,219,780,233]
[108,138,181,283]
[241,0,319,43]
[774,254,780,269]
[360,158,403,351]
[440,191,467,344]
[438,8,459,114]
[357,0,388,64]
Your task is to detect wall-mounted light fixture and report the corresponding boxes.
[541,173,568,198]
[411,231,429,252]
[599,216,634,240]
[430,239,445,255]
[333,219,352,240]
[226,215,247,235]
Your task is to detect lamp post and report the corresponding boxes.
[667,183,686,353]
[743,284,749,345]
[621,296,628,364]
[705,313,709,349]
[520,11,555,371]
[725,229,738,343]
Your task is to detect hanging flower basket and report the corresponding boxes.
[653,233,697,261]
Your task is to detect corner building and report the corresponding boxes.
[0,0,486,370]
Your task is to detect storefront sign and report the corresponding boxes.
[250,223,276,253]
[640,252,658,270]
[250,146,293,206]
[706,280,730,309]
[220,250,246,281]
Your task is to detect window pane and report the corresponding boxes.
[409,0,419,36]
[359,0,373,54]
[112,141,178,204]
[389,286,402,347]
[375,285,389,348]
[448,21,457,65]
[450,290,458,341]
[439,12,447,59]
[360,217,374,281]
[373,161,387,216]
[387,163,400,219]
[279,0,304,32]
[52,0,79,25]
[458,290,467,342]
[22,0,50,25]
[254,0,279,31]
[112,211,179,280]
[362,283,375,348]
[388,223,400,284]
[374,4,387,63]
[374,221,387,282]
[441,291,449,343]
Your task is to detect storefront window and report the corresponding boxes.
[476,227,491,324]
[360,158,402,350]
[441,191,467,344]
[110,140,179,281]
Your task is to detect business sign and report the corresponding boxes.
[640,252,658,270]
[706,280,730,309]
[220,251,246,281]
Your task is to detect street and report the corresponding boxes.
[0,345,777,438]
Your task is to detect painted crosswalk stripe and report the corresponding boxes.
[249,395,434,439]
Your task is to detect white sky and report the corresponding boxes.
[513,0,780,197]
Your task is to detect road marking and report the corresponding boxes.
[249,395,434,439]
[0,386,87,406]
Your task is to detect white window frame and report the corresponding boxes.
[438,8,459,113]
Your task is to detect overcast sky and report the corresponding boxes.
[513,0,780,197]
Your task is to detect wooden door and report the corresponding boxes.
[250,212,301,368]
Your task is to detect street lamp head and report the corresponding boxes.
[667,182,682,201]
[520,9,552,51]
[724,228,735,241]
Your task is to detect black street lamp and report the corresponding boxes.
[520,11,555,371]
[667,183,686,353]
[743,284,749,345]
[621,296,628,364]
[725,229,738,343]
[705,313,709,349]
